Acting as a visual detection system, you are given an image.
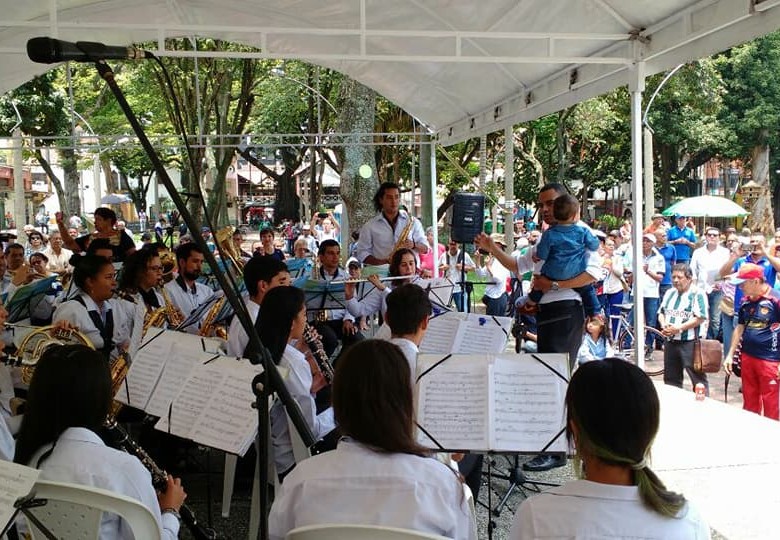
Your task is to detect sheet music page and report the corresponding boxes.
[490,353,568,452]
[455,314,511,354]
[415,354,490,451]
[145,351,209,418]
[155,357,262,455]
[419,312,464,354]
[190,359,263,455]
[0,461,40,529]
[115,327,170,409]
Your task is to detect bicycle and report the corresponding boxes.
[609,303,665,376]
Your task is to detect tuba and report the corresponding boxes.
[215,226,245,274]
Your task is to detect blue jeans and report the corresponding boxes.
[644,297,659,348]
[707,290,723,340]
[484,293,508,317]
[721,312,738,360]
[453,291,466,312]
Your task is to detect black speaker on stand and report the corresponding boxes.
[450,192,485,313]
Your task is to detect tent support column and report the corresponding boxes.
[630,61,646,369]
[504,126,514,251]
[429,135,439,278]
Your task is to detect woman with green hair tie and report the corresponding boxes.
[510,357,710,539]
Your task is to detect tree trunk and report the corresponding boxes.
[275,173,300,222]
[749,141,775,235]
[336,79,378,233]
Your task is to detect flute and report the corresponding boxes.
[328,275,411,285]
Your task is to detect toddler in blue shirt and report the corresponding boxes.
[526,194,601,316]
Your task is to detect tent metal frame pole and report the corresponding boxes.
[630,61,646,369]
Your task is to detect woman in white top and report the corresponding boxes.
[52,254,143,361]
[13,344,186,540]
[509,358,710,539]
[269,339,476,540]
[259,286,336,478]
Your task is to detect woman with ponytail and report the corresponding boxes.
[510,357,710,539]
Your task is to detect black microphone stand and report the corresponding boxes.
[91,59,315,540]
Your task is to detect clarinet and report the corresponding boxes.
[303,323,334,384]
[102,419,219,540]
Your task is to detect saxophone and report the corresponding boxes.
[390,211,416,256]
[302,323,334,384]
[160,285,184,328]
[198,296,228,339]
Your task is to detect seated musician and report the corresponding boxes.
[14,344,186,539]
[258,286,336,480]
[162,243,215,334]
[355,182,429,265]
[268,339,476,540]
[56,207,136,263]
[311,239,363,358]
[52,254,143,362]
[226,256,290,358]
[118,248,182,329]
[344,247,424,319]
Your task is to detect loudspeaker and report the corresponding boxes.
[450,192,485,243]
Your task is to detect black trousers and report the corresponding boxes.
[537,300,585,371]
[664,339,709,393]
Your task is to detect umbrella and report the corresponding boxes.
[101,193,132,204]
[662,195,749,218]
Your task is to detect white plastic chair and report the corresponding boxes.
[23,479,160,540]
[286,524,449,540]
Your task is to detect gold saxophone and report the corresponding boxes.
[390,212,416,256]
[159,285,184,328]
[199,296,228,340]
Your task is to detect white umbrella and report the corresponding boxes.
[662,195,749,218]
[101,193,132,204]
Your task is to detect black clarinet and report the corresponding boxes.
[103,420,219,540]
[303,323,334,384]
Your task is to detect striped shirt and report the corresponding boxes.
[660,286,708,341]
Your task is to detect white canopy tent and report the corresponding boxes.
[1,0,779,365]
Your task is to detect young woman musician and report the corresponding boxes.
[343,247,424,319]
[509,358,709,538]
[14,344,187,539]
[269,339,476,540]
[52,254,143,361]
[258,286,336,480]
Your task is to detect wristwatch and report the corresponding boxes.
[551,281,560,291]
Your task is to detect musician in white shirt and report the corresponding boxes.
[269,339,476,540]
[355,182,428,265]
[163,243,215,334]
[439,239,475,311]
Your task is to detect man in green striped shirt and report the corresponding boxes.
[658,263,710,393]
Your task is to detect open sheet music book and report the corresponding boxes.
[415,353,569,453]
[419,311,512,354]
[0,461,40,530]
[115,328,228,416]
[154,356,262,456]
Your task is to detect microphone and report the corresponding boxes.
[27,37,151,64]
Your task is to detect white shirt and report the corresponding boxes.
[515,248,603,304]
[52,294,142,361]
[313,266,354,323]
[345,276,426,319]
[270,345,335,474]
[509,479,709,539]
[163,277,216,334]
[30,427,179,540]
[355,211,428,263]
[439,250,475,294]
[476,256,511,299]
[625,249,666,299]
[389,337,419,388]
[690,244,731,293]
[316,229,338,243]
[43,245,73,275]
[227,297,260,357]
[268,439,476,540]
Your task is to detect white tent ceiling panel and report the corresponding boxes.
[0,0,778,145]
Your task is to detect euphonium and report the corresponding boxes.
[215,225,245,274]
[12,325,94,384]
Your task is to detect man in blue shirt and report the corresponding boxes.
[654,228,677,300]
[666,214,697,264]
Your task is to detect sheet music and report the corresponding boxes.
[490,354,568,452]
[145,352,209,418]
[419,312,511,354]
[155,357,262,455]
[115,327,170,409]
[419,314,462,354]
[416,355,490,450]
[0,461,40,529]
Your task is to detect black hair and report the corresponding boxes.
[118,248,159,292]
[539,182,568,198]
[334,340,429,457]
[86,238,113,256]
[386,284,431,336]
[4,242,23,255]
[259,227,274,237]
[389,248,416,277]
[29,252,48,264]
[243,256,289,297]
[94,207,117,224]
[258,286,305,363]
[552,193,579,222]
[317,239,340,256]
[70,253,114,291]
[373,182,400,212]
[567,358,686,518]
[174,242,203,264]
[14,345,112,466]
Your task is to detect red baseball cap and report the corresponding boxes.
[730,263,765,284]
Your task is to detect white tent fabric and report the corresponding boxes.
[1,0,779,144]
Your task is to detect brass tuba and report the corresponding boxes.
[12,325,96,384]
[215,225,245,274]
